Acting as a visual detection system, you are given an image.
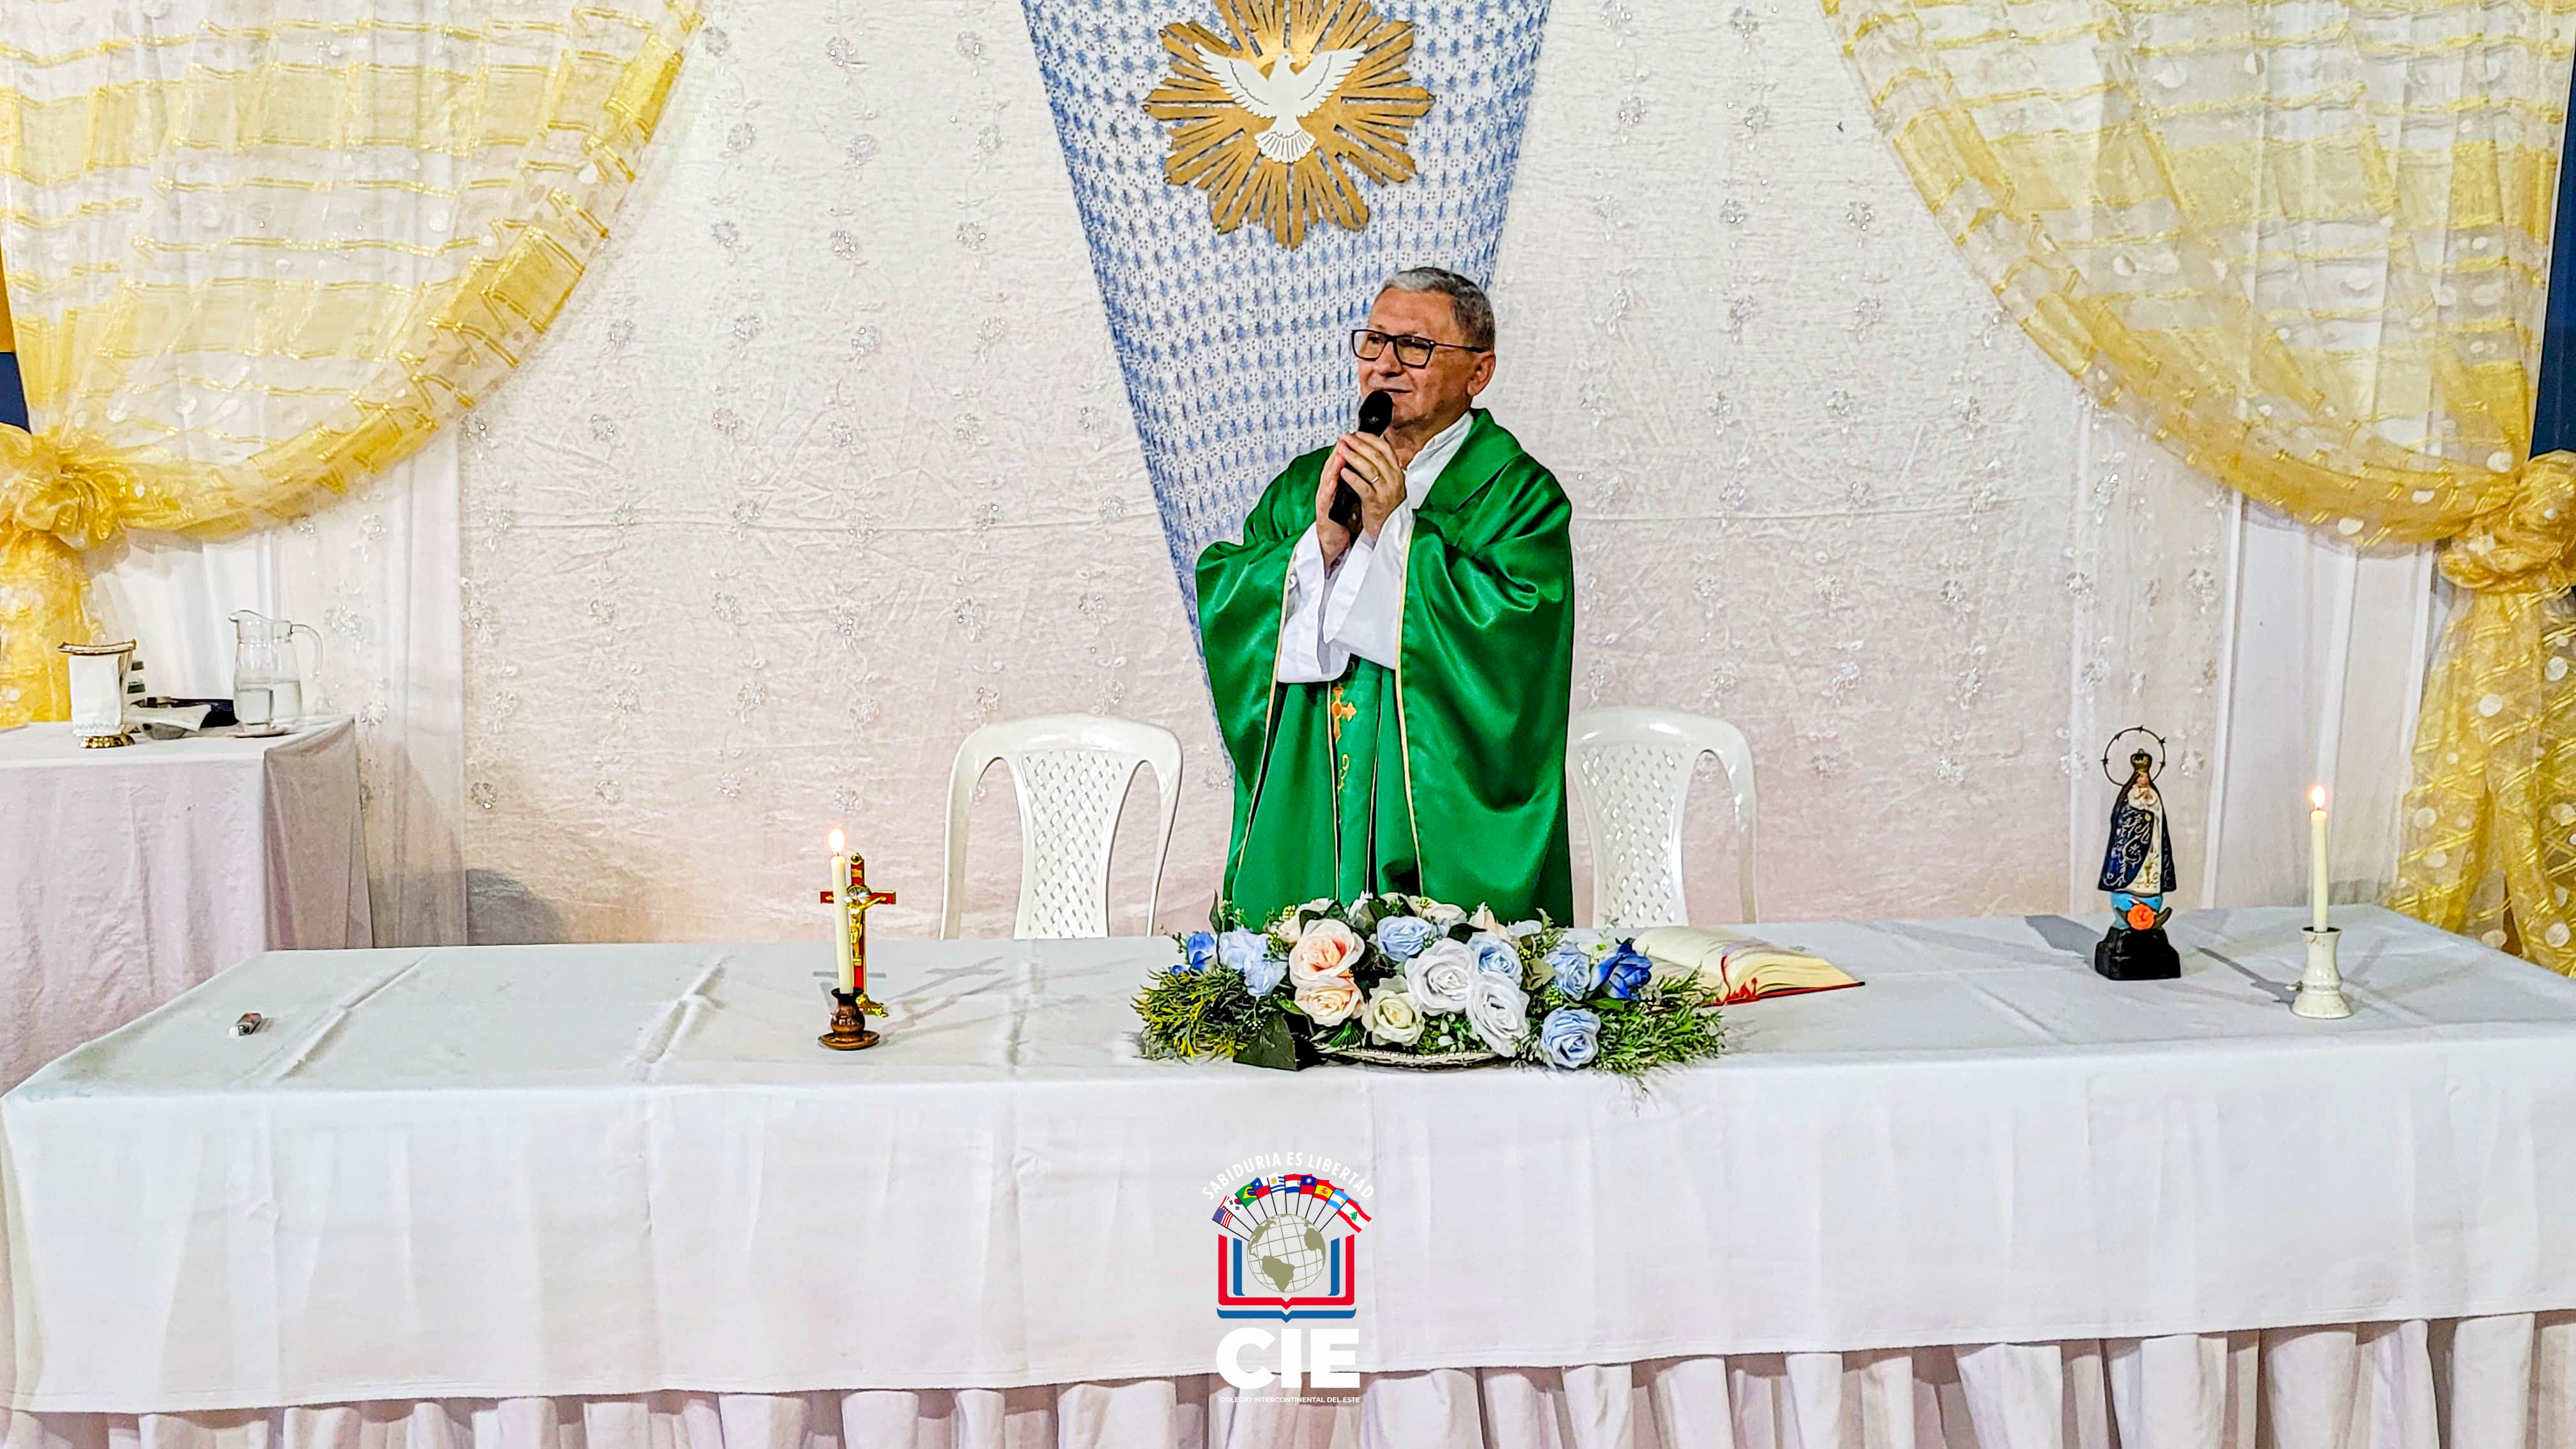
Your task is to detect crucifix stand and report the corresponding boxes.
[821,855,897,1051]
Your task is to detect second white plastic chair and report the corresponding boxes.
[1566,707,1758,931]
[940,713,1182,939]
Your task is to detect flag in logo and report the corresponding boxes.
[1209,1170,1370,1319]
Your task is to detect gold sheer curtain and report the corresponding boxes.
[1825,0,2576,969]
[0,1,698,725]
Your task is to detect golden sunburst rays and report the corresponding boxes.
[1144,0,1433,249]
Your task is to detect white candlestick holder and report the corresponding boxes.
[2292,926,2353,1019]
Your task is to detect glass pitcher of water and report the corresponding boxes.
[229,610,319,730]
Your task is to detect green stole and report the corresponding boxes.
[1195,410,1575,924]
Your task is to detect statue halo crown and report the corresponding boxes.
[2099,726,2167,787]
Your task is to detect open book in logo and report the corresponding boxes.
[1212,1171,1369,1319]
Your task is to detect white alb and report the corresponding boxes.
[1275,408,1475,684]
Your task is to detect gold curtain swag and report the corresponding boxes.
[1823,0,2576,970]
[0,2,700,724]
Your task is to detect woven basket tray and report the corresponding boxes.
[1312,1042,1509,1070]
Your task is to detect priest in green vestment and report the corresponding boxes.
[1196,268,1574,924]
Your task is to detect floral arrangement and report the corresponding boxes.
[1133,894,1726,1074]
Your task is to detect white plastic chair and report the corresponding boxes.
[940,714,1183,939]
[1567,707,1758,930]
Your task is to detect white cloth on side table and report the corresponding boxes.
[0,719,369,1089]
[1275,408,1472,682]
[5,907,2576,1448]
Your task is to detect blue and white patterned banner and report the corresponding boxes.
[1022,0,1552,608]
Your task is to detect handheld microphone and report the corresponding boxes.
[1331,389,1395,534]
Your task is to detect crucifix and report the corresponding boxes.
[820,836,896,1051]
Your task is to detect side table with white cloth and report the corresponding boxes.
[6,908,2575,1447]
[0,719,369,1089]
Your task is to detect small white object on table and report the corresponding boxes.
[0,718,369,1090]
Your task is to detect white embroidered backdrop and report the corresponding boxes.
[91,0,2441,944]
[445,0,2218,944]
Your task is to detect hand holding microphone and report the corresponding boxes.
[1318,389,1400,564]
[1331,388,1394,533]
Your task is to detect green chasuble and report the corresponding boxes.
[1196,410,1574,924]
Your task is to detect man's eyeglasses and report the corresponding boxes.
[1351,328,1487,368]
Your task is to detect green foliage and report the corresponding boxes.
[1512,916,1566,990]
[1134,967,1277,1061]
[1588,981,1726,1076]
[1418,1011,1484,1055]
[1349,954,1399,990]
[1232,1011,1306,1071]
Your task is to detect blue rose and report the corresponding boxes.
[1217,930,1266,974]
[1468,931,1521,979]
[1176,931,1217,974]
[1374,915,1438,962]
[1547,944,1601,1000]
[1600,942,1653,1000]
[1241,950,1289,998]
[1538,1007,1602,1070]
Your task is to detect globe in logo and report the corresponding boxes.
[1213,1169,1370,1319]
[1245,1215,1331,1294]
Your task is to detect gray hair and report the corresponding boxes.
[1381,266,1495,350]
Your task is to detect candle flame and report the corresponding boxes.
[827,827,845,854]
[2310,785,2327,811]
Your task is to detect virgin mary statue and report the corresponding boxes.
[2099,749,2177,924]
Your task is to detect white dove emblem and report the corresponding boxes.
[1209,46,1367,164]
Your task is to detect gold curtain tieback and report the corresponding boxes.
[2439,450,2576,596]
[0,426,133,553]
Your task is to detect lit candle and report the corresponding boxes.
[2309,786,2330,933]
[828,827,855,992]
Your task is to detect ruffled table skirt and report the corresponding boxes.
[10,1316,2570,1449]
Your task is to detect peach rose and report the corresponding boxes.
[1288,917,1364,988]
[1296,979,1364,1027]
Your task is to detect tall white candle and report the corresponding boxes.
[2308,786,2330,933]
[829,827,854,992]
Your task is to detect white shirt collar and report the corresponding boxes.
[1400,409,1476,509]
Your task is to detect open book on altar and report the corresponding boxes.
[1632,926,1862,1005]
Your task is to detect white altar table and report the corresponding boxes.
[6,907,2576,1448]
[0,718,369,1091]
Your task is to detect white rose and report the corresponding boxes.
[1467,973,1532,1055]
[1296,979,1363,1027]
[1419,900,1468,928]
[1469,905,1505,935]
[1360,985,1425,1045]
[1404,939,1476,1014]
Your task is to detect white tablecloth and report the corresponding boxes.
[4,1327,2573,1449]
[5,907,2574,1427]
[0,719,370,1091]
